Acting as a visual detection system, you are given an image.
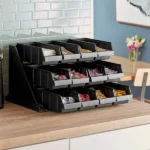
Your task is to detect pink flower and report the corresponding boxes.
[131,37,135,41]
[125,38,132,43]
[134,40,142,48]
[129,45,137,51]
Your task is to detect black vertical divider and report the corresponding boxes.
[7,45,47,112]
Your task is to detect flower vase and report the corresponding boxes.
[129,49,139,61]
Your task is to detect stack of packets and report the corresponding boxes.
[42,48,56,56]
[61,47,73,55]
[79,94,91,102]
[105,67,118,75]
[97,47,107,52]
[79,46,92,53]
[52,73,68,81]
[96,90,106,99]
[67,69,88,79]
[89,68,103,77]
[90,87,106,99]
[61,97,75,104]
[115,90,126,97]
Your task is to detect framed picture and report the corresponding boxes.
[116,0,150,28]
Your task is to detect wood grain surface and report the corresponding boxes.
[106,56,150,81]
[1,100,150,149]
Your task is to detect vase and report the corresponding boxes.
[129,49,139,61]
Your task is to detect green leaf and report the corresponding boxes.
[134,35,138,38]
[134,34,141,40]
[141,38,146,44]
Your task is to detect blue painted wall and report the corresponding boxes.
[94,0,150,98]
[94,0,150,62]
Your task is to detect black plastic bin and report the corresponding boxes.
[45,41,80,63]
[104,83,133,103]
[88,85,117,106]
[94,61,124,81]
[72,87,99,108]
[17,42,62,65]
[58,63,90,87]
[78,38,114,59]
[82,62,107,84]
[66,39,98,61]
[35,88,82,113]
[27,65,72,89]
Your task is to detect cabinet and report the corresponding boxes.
[10,125,150,150]
[70,124,150,150]
[11,139,69,150]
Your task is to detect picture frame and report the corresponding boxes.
[116,0,150,28]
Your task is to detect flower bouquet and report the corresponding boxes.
[126,35,146,61]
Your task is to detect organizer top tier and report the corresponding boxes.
[72,38,114,58]
[16,38,114,65]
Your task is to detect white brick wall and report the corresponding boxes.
[0,0,93,97]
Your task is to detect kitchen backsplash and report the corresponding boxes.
[0,0,93,97]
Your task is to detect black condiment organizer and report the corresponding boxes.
[8,38,132,113]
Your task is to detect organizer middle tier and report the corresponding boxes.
[26,61,124,89]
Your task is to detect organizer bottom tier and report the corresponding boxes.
[34,83,133,113]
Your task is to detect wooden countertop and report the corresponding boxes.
[1,100,150,149]
[106,56,150,81]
